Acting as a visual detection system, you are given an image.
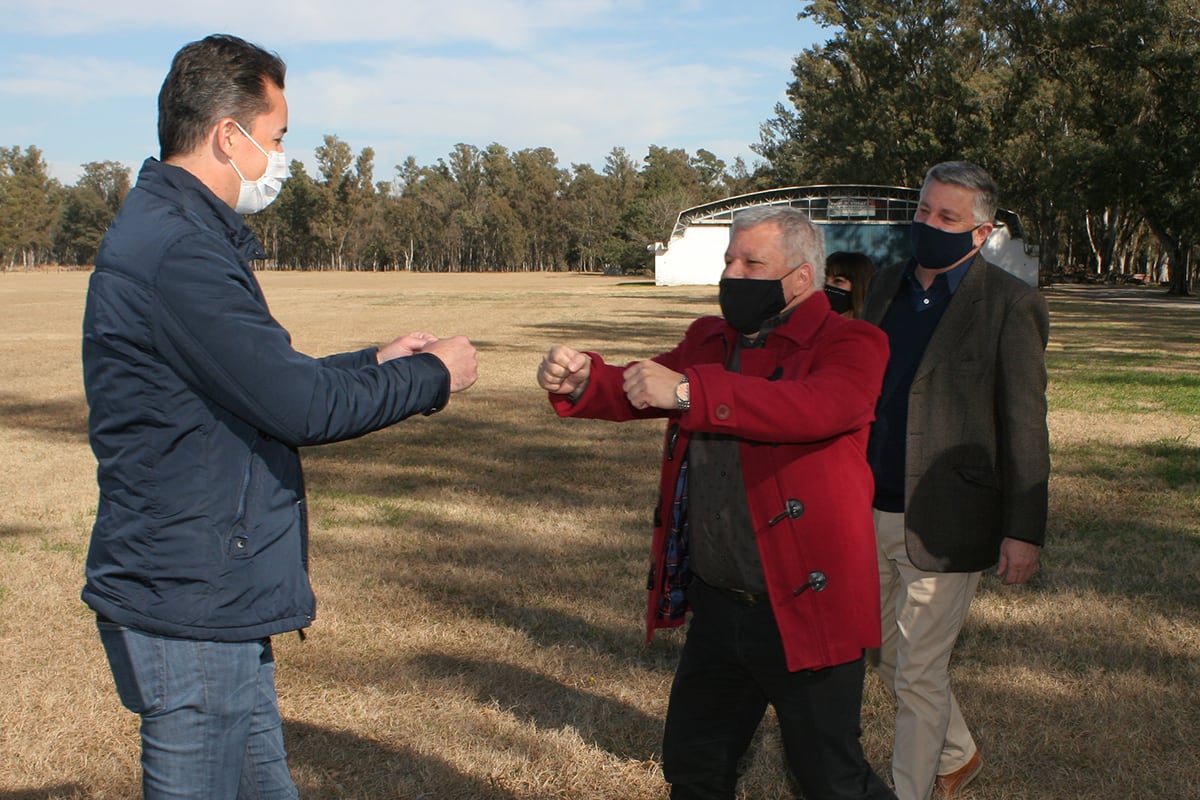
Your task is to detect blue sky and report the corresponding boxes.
[0,1,828,185]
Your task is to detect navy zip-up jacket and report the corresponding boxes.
[82,158,449,641]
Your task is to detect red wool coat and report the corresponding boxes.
[551,292,890,671]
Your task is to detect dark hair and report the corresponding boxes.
[158,34,286,160]
[825,250,876,319]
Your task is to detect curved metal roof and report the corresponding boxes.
[671,184,921,239]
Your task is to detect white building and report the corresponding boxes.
[652,186,1039,287]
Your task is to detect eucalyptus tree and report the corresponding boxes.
[479,143,526,271]
[77,160,131,214]
[601,147,649,271]
[1113,0,1200,293]
[620,145,718,273]
[387,156,426,271]
[562,162,614,272]
[312,135,379,270]
[0,145,60,268]
[511,147,569,271]
[445,143,487,270]
[757,0,1001,187]
[990,0,1200,291]
[403,158,466,271]
[249,160,320,268]
[51,160,131,265]
[342,146,393,270]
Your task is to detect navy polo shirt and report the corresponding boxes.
[867,259,971,511]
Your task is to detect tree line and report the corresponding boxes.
[0,141,751,275]
[2,1,1197,292]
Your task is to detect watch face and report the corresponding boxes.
[675,379,690,408]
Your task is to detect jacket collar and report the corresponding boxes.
[135,157,266,261]
[714,288,834,351]
[865,253,988,327]
[902,253,973,295]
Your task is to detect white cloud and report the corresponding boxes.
[286,38,767,171]
[1,0,810,182]
[0,55,161,102]
[0,0,630,49]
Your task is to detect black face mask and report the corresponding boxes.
[824,284,854,315]
[910,220,981,270]
[719,278,787,335]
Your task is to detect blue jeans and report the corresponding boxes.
[97,619,299,800]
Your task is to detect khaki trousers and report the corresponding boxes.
[871,510,981,800]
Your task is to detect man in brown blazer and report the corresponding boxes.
[862,161,1050,800]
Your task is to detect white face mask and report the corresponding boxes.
[229,121,289,214]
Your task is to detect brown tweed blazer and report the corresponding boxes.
[863,254,1050,572]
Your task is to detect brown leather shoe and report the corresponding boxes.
[934,751,982,797]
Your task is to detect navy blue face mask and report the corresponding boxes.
[719,278,787,335]
[910,220,982,270]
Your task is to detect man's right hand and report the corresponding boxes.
[422,336,478,393]
[537,344,591,399]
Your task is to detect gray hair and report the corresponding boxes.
[922,161,999,225]
[730,206,826,285]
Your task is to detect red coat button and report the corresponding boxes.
[715,404,731,420]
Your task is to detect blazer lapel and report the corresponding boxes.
[864,264,905,326]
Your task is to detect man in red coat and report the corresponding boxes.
[537,207,897,800]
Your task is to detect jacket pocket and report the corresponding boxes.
[949,465,1003,538]
[956,465,1000,490]
[225,441,257,559]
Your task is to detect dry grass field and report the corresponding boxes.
[1,271,1197,800]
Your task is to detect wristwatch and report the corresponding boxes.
[675,375,690,412]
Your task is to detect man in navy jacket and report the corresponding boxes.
[81,34,477,798]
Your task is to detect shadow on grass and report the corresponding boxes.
[315,506,653,650]
[412,653,662,761]
[294,388,680,784]
[302,392,661,514]
[1054,440,1200,491]
[0,523,41,538]
[0,788,87,800]
[521,317,699,356]
[0,390,88,440]
[967,436,1200,684]
[944,662,1197,799]
[285,720,526,800]
[1046,288,1200,352]
[300,390,671,651]
[969,572,1197,681]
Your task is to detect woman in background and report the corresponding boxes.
[825,250,876,319]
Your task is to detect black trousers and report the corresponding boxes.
[662,579,896,800]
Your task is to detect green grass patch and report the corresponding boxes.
[1050,371,1200,415]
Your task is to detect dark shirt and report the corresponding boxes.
[867,258,971,511]
[689,310,793,594]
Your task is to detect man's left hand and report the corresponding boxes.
[377,332,439,363]
[622,360,683,410]
[996,537,1041,585]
